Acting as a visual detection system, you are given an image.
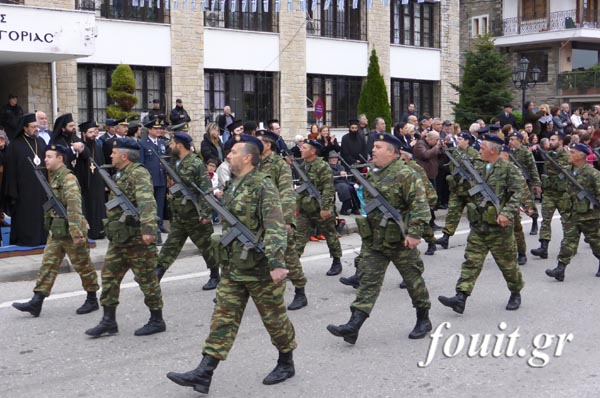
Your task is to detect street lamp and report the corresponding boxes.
[512,56,541,115]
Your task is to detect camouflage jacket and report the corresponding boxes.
[48,164,87,239]
[565,163,600,221]
[171,152,212,219]
[511,145,541,187]
[108,162,158,236]
[364,158,430,240]
[405,159,438,208]
[542,148,570,192]
[296,156,335,214]
[450,146,480,196]
[221,168,286,280]
[258,152,296,225]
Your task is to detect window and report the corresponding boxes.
[577,0,600,24]
[519,50,549,83]
[471,15,489,37]
[203,0,278,33]
[204,70,274,124]
[390,0,439,48]
[306,0,366,41]
[307,74,363,128]
[521,0,547,21]
[76,0,169,23]
[391,79,436,123]
[77,64,166,124]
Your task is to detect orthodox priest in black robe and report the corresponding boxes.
[4,113,48,246]
[79,120,106,240]
[50,113,90,185]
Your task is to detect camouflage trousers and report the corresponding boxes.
[285,228,306,288]
[524,185,539,219]
[100,237,163,310]
[443,193,470,236]
[422,224,435,244]
[351,243,430,315]
[557,218,600,266]
[456,226,524,295]
[34,236,99,297]
[157,216,216,271]
[514,213,526,256]
[295,211,342,258]
[539,191,570,242]
[203,277,297,360]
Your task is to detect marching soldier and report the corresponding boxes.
[545,143,600,281]
[438,134,525,314]
[531,132,570,259]
[167,135,297,394]
[85,138,166,337]
[12,144,99,317]
[155,132,220,290]
[436,132,480,249]
[257,130,308,310]
[327,133,433,343]
[295,139,344,276]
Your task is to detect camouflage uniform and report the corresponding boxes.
[352,158,431,315]
[157,153,216,273]
[294,156,342,259]
[455,158,525,295]
[101,162,163,310]
[513,175,534,257]
[404,159,437,245]
[34,165,99,296]
[510,145,541,217]
[258,152,306,288]
[538,148,570,242]
[556,163,600,266]
[203,169,296,360]
[443,146,480,236]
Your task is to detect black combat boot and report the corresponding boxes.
[529,216,538,235]
[545,262,566,282]
[438,292,468,314]
[287,287,308,311]
[326,257,342,276]
[517,253,527,266]
[156,266,166,282]
[12,292,45,317]
[408,308,433,339]
[76,291,99,315]
[596,262,600,278]
[424,242,436,255]
[435,233,450,249]
[326,308,368,344]
[134,309,167,336]
[262,351,295,385]
[531,239,549,259]
[506,293,521,310]
[85,306,118,337]
[202,268,220,290]
[167,354,220,394]
[340,266,360,289]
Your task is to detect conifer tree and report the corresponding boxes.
[107,64,138,120]
[358,49,392,130]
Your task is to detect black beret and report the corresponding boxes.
[508,131,523,140]
[477,126,490,135]
[304,139,323,150]
[489,125,501,131]
[502,145,510,153]
[114,137,141,150]
[79,120,99,132]
[105,118,117,127]
[374,132,402,148]
[458,132,473,143]
[173,132,193,145]
[482,134,505,146]
[46,144,69,155]
[256,130,279,143]
[233,134,264,153]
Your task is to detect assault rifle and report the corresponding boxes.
[538,148,600,208]
[442,147,473,183]
[149,147,200,211]
[508,151,532,184]
[91,159,140,222]
[339,157,407,236]
[190,182,265,259]
[28,157,68,219]
[454,156,501,212]
[290,158,322,207]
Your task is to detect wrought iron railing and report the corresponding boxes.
[76,0,170,24]
[493,9,599,36]
[557,70,600,96]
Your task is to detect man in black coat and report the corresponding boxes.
[341,119,367,166]
[169,99,191,125]
[1,94,24,140]
[496,104,518,130]
[79,120,106,239]
[50,113,90,184]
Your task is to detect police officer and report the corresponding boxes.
[438,134,525,314]
[295,139,343,275]
[257,130,308,310]
[327,133,433,343]
[12,144,99,317]
[546,143,600,281]
[155,132,220,290]
[166,135,297,394]
[85,138,166,337]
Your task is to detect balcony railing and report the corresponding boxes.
[557,69,600,96]
[76,0,170,24]
[493,9,599,36]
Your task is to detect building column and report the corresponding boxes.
[440,0,460,120]
[367,1,391,103]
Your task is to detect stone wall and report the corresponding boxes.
[439,0,460,120]
[367,1,391,103]
[458,0,502,69]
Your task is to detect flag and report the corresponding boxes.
[287,0,293,11]
[275,0,281,12]
[174,0,178,9]
[251,0,257,12]
[140,0,145,7]
[201,0,206,9]
[242,0,248,11]
[352,0,358,9]
[192,0,197,10]
[220,0,226,10]
[263,0,269,12]
[312,0,318,11]
[133,0,139,6]
[337,0,343,11]
[401,0,409,4]
[231,0,236,12]
[183,0,187,9]
[366,0,373,9]
[299,0,306,11]
[165,0,170,9]
[149,0,153,7]
[324,0,330,10]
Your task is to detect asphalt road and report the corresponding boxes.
[1,216,599,398]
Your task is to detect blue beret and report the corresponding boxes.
[482,134,505,146]
[374,133,402,148]
[173,132,193,145]
[256,130,279,143]
[508,131,523,140]
[502,145,510,153]
[105,119,117,127]
[233,133,264,153]
[46,144,69,155]
[304,139,323,150]
[458,132,472,141]
[114,137,141,150]
[489,125,501,131]
[144,119,166,129]
[477,126,489,135]
[571,143,591,155]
